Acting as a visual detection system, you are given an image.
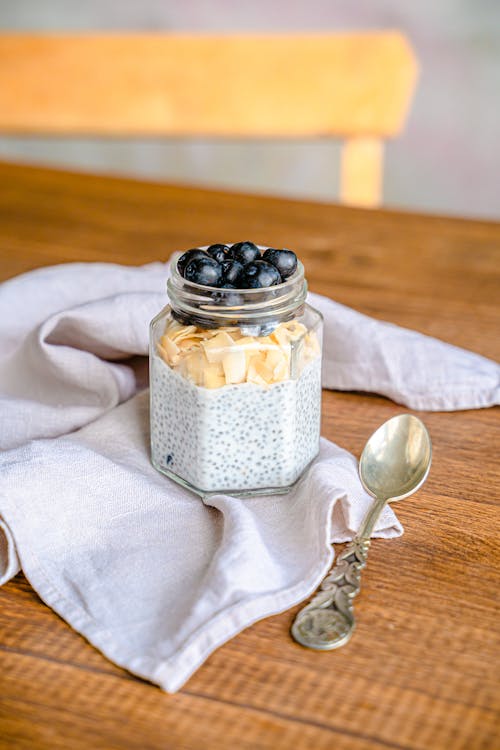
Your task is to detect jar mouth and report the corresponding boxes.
[167,248,307,332]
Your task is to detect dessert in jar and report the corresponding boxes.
[150,241,323,497]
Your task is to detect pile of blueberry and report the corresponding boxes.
[177,241,298,289]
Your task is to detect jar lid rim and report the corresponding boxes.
[167,249,307,330]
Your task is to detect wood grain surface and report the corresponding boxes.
[0,161,499,750]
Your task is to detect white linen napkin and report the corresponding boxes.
[0,261,498,692]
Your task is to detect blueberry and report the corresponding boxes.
[240,260,282,288]
[228,241,261,265]
[262,248,297,279]
[177,248,208,276]
[212,288,243,306]
[220,259,245,286]
[184,257,223,287]
[207,243,230,264]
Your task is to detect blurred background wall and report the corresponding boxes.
[0,0,499,220]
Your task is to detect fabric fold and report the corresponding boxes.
[0,518,20,585]
[312,293,499,411]
[0,392,401,692]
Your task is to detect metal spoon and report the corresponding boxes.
[291,414,432,650]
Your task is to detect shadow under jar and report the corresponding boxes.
[150,248,323,497]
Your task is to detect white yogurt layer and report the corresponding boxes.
[150,352,322,494]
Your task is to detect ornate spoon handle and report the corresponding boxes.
[291,497,386,650]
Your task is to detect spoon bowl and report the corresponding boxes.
[359,414,432,502]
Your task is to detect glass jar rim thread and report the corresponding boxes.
[167,250,307,330]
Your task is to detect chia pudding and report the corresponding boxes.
[149,242,323,497]
[150,347,322,493]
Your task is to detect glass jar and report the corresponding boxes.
[149,247,323,497]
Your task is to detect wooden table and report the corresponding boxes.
[0,162,498,750]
